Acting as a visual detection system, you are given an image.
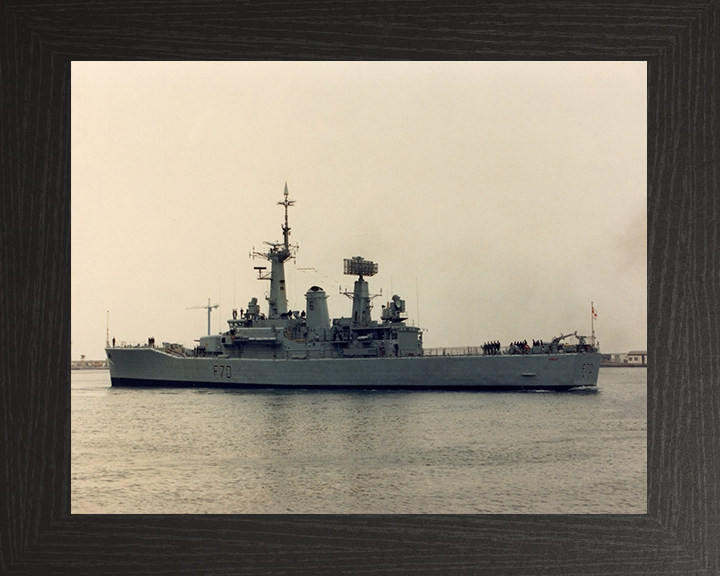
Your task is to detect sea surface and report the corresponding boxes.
[72,368,646,514]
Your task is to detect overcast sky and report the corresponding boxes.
[71,61,646,360]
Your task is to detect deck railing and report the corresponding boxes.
[422,346,491,357]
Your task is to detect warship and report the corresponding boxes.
[106,185,601,390]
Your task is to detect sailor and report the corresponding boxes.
[112,337,115,347]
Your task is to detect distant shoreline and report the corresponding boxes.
[600,364,647,368]
[72,363,644,371]
[71,367,109,371]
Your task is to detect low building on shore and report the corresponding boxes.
[601,351,647,367]
[71,355,109,370]
[627,351,647,366]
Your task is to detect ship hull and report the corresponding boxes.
[106,348,600,390]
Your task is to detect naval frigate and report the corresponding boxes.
[106,185,601,390]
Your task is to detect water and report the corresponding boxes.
[72,368,646,514]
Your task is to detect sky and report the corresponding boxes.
[71,61,646,360]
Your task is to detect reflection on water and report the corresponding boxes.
[72,368,646,513]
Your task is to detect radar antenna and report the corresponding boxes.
[343,256,378,278]
[342,257,380,327]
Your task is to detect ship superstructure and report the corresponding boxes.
[106,185,600,390]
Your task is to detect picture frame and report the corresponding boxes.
[2,2,712,573]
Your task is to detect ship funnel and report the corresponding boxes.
[305,286,330,332]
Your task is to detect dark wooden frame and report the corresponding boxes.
[2,2,716,574]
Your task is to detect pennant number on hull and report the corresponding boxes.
[213,365,232,378]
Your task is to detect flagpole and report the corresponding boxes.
[591,302,595,349]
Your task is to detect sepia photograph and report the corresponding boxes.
[71,61,646,514]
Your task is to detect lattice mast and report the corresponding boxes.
[252,183,296,319]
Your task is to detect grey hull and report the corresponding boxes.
[106,191,601,392]
[106,347,600,390]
